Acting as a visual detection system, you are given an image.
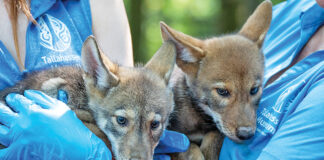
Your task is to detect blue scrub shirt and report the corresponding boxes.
[220,0,324,159]
[0,0,92,90]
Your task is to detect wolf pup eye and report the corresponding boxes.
[116,116,128,126]
[250,87,259,95]
[216,88,230,97]
[151,120,160,130]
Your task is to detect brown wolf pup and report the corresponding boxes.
[0,36,177,160]
[161,1,272,159]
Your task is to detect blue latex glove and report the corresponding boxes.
[0,90,112,160]
[154,130,190,160]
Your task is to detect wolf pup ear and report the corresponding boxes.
[239,0,272,47]
[145,41,176,83]
[81,36,119,90]
[160,22,205,77]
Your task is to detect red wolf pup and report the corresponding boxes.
[163,1,272,159]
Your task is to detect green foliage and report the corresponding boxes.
[273,0,286,5]
[124,0,285,63]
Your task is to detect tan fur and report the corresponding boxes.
[0,36,177,160]
[164,1,272,159]
[171,143,205,160]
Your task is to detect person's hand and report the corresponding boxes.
[154,130,190,160]
[0,90,112,160]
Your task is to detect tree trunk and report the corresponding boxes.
[128,0,144,63]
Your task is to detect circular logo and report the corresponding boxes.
[38,14,71,52]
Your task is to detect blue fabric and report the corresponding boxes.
[0,42,22,90]
[0,0,92,90]
[220,0,324,159]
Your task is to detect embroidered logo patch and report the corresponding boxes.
[39,14,71,52]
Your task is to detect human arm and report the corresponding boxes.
[0,90,112,160]
[90,0,133,67]
[256,79,324,160]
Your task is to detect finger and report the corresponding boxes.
[0,124,9,147]
[6,92,44,114]
[57,90,68,104]
[0,147,12,160]
[0,102,18,127]
[154,130,190,154]
[0,147,7,156]
[91,135,113,160]
[24,90,57,109]
[153,154,171,160]
[5,93,32,113]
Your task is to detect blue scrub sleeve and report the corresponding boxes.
[257,79,324,160]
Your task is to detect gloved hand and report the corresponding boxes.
[0,90,112,160]
[153,130,190,160]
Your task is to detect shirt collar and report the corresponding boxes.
[300,1,324,29]
[30,0,79,19]
[30,0,57,19]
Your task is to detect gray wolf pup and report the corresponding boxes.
[161,1,272,159]
[0,36,177,160]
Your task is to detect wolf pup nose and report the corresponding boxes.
[163,1,272,159]
[236,126,254,140]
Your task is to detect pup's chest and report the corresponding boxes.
[171,96,217,141]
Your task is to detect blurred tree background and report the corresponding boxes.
[123,0,285,63]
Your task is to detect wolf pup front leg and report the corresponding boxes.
[163,1,272,159]
[171,143,205,160]
[200,131,224,160]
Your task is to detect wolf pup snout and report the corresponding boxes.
[236,126,254,140]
